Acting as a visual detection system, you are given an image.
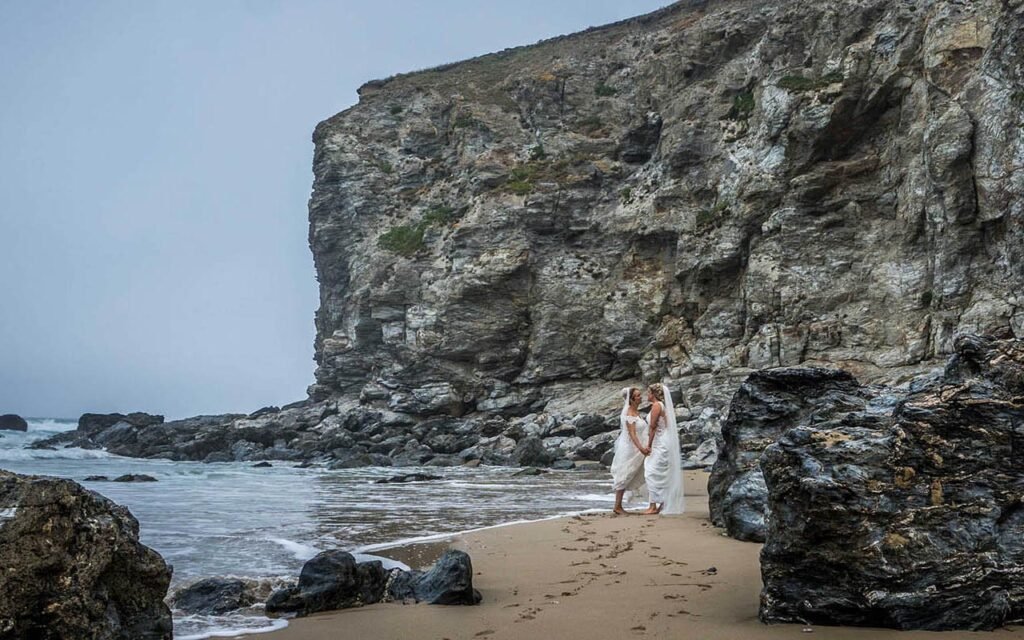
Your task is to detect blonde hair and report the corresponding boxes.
[647,383,665,402]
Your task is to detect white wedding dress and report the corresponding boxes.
[644,384,685,514]
[610,389,648,499]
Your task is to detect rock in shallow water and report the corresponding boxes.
[760,335,1024,631]
[171,577,257,615]
[0,414,27,431]
[0,471,172,639]
[113,473,158,482]
[374,473,442,484]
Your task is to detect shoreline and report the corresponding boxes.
[252,471,1017,640]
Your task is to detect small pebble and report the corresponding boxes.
[802,627,814,633]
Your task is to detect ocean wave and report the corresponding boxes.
[0,447,112,461]
[25,418,77,432]
[351,552,410,572]
[269,538,320,562]
[175,615,288,640]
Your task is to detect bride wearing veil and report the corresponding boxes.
[643,382,685,514]
[609,387,649,515]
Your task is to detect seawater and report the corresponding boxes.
[0,419,614,638]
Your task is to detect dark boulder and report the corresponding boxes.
[572,431,617,462]
[0,414,27,431]
[511,436,554,467]
[83,475,109,481]
[171,578,255,615]
[0,471,172,639]
[265,551,386,616]
[760,335,1024,631]
[252,461,273,468]
[387,550,482,605]
[708,367,875,542]
[571,414,610,440]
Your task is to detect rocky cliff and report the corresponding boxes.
[306,0,1023,426]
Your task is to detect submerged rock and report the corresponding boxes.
[374,473,442,484]
[760,335,1024,631]
[708,367,875,542]
[113,473,158,482]
[0,414,27,431]
[0,471,172,639]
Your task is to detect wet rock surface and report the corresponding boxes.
[0,414,27,431]
[388,550,482,605]
[0,471,172,639]
[171,578,256,616]
[708,367,880,541]
[266,549,480,617]
[760,335,1024,630]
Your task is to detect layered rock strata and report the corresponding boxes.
[305,0,1024,443]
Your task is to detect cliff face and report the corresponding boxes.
[307,0,1024,420]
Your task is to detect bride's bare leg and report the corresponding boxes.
[613,490,628,515]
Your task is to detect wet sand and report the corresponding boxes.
[256,472,1016,640]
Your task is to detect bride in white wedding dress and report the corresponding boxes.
[642,382,685,515]
[609,387,650,515]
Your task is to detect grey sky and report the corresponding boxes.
[0,1,670,419]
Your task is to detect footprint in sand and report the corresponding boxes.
[475,631,495,637]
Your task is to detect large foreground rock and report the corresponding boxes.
[708,367,878,541]
[0,414,27,431]
[0,471,172,639]
[760,335,1024,630]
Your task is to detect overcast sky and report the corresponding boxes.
[0,1,670,419]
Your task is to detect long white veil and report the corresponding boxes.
[660,382,685,514]
[619,386,630,429]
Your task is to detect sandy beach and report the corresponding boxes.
[257,472,1017,640]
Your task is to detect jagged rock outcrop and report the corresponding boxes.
[708,367,885,541]
[760,335,1024,630]
[304,0,1024,443]
[0,471,173,639]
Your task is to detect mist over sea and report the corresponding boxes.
[1,419,612,638]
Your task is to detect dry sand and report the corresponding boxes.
[256,472,1016,640]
